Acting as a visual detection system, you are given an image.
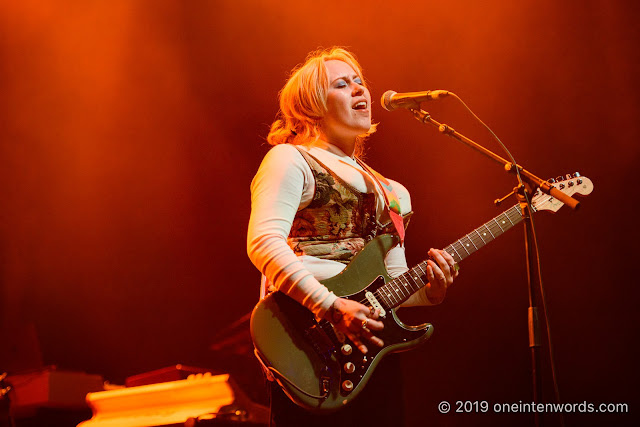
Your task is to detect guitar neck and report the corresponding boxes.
[378,203,525,309]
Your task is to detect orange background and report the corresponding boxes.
[1,1,638,425]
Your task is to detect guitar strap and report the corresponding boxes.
[355,158,405,244]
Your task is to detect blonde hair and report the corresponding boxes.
[267,47,377,153]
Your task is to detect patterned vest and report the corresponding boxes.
[288,148,410,264]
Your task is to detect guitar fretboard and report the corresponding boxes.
[375,204,525,309]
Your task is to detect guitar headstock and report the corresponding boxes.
[532,173,594,213]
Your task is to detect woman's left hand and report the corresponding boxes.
[424,248,459,304]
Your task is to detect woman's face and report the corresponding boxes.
[321,60,372,146]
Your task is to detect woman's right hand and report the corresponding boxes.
[324,298,384,354]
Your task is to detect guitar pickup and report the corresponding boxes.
[365,290,386,317]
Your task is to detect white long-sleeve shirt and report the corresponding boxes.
[247,140,432,319]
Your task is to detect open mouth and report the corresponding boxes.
[352,101,368,110]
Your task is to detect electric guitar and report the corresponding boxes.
[250,173,593,413]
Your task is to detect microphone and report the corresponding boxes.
[381,90,450,111]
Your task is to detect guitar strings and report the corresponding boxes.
[349,199,554,311]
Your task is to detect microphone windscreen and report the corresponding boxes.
[381,90,397,111]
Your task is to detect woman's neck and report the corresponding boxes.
[318,131,356,158]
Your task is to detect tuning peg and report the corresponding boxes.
[548,178,556,184]
[572,172,581,178]
[556,176,564,182]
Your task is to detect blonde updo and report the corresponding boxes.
[267,47,377,153]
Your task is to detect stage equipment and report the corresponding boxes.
[78,372,268,427]
[7,367,104,417]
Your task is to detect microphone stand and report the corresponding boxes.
[410,109,579,209]
[410,108,579,427]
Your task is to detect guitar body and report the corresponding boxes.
[250,234,433,413]
[250,173,593,414]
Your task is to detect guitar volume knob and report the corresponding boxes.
[341,344,353,356]
[341,380,354,392]
[344,362,355,374]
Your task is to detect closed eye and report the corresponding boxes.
[332,75,364,89]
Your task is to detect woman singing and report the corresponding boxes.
[247,47,458,426]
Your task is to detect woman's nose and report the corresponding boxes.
[351,83,364,96]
